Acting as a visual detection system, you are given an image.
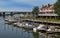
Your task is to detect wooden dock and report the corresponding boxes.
[22,19,60,25]
[47,31,60,34]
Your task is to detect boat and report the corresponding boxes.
[17,23,25,28]
[13,22,37,30]
[13,22,20,26]
[23,22,36,30]
[46,26,60,34]
[13,22,25,28]
[33,24,47,32]
[4,16,18,24]
[24,23,35,29]
[8,19,18,23]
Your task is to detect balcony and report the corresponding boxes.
[38,14,58,16]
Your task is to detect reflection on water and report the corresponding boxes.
[39,32,60,38]
[32,32,39,38]
[47,34,60,38]
[0,16,60,38]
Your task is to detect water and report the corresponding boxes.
[0,16,60,38]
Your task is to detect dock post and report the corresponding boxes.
[50,16,51,20]
[42,16,43,20]
[46,23,48,29]
[3,12,5,18]
[55,16,56,20]
[10,12,13,16]
[46,16,48,20]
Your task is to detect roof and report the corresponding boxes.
[41,4,54,10]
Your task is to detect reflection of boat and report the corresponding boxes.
[23,28,33,32]
[33,24,47,32]
[32,32,39,38]
[39,32,60,38]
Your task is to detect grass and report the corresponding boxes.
[24,16,60,22]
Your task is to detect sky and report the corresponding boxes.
[0,0,57,12]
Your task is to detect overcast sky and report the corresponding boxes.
[0,0,57,11]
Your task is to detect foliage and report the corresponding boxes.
[32,6,39,17]
[54,0,60,19]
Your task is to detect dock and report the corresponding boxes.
[4,16,60,34]
[22,19,60,25]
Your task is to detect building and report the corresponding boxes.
[38,4,58,19]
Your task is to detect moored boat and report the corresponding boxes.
[46,26,60,34]
[33,24,47,32]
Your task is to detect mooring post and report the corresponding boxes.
[3,12,5,18]
[10,12,13,16]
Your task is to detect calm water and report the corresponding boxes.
[0,16,60,38]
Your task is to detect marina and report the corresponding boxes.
[0,0,60,38]
[0,16,59,38]
[4,15,60,33]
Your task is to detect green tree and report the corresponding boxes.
[54,0,60,19]
[32,6,39,17]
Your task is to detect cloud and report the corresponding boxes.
[0,0,57,11]
[12,0,57,6]
[0,7,32,12]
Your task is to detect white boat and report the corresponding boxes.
[5,16,18,23]
[33,24,46,32]
[5,18,8,21]
[8,19,17,23]
[23,22,36,29]
[13,22,20,25]
[47,26,60,34]
[5,16,12,21]
[17,23,25,28]
[13,22,36,29]
[13,22,24,27]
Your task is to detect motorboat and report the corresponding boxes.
[33,24,47,32]
[23,22,36,30]
[46,26,60,34]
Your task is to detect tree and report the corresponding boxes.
[54,0,60,19]
[32,6,39,17]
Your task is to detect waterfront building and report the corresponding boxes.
[38,4,58,19]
